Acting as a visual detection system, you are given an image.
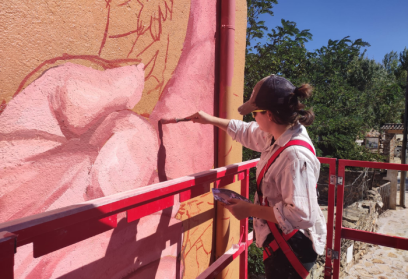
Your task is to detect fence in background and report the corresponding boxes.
[332,160,408,279]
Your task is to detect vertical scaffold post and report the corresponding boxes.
[239,169,250,279]
[333,160,346,279]
[324,158,337,279]
[0,231,17,279]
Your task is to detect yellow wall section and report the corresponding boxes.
[0,0,190,117]
[176,191,215,278]
[216,0,247,278]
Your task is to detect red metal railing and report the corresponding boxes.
[318,158,337,279]
[3,157,406,279]
[332,160,408,279]
[0,159,258,279]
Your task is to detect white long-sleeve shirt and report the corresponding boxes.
[227,120,327,255]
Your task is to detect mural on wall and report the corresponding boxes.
[0,0,216,278]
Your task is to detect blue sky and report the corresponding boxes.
[251,0,408,63]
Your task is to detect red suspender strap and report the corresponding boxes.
[268,221,310,278]
[256,140,315,188]
[257,140,316,279]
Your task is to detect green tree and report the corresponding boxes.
[398,48,408,90]
[306,37,370,86]
[305,38,404,159]
[383,48,408,91]
[246,0,278,51]
[383,51,399,75]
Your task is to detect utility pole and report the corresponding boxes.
[400,74,408,208]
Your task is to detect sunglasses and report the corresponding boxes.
[251,110,267,118]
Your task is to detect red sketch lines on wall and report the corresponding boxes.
[144,50,159,81]
[224,145,233,157]
[104,0,173,57]
[99,0,113,56]
[177,196,214,277]
[0,99,6,116]
[13,54,141,97]
[183,222,213,258]
[101,0,175,101]
[222,267,231,279]
[118,0,132,6]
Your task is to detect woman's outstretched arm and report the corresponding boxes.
[188,111,269,152]
[187,111,230,132]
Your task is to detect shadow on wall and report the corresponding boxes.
[158,121,168,182]
[57,208,183,279]
[0,172,219,279]
[52,206,216,279]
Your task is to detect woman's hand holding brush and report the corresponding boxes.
[185,111,213,124]
[186,111,231,132]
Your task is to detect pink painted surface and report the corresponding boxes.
[150,0,215,181]
[0,1,215,278]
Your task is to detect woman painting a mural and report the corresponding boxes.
[188,75,327,279]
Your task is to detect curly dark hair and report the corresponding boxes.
[269,84,314,126]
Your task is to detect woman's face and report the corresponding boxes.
[254,110,272,132]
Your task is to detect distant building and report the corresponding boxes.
[381,123,404,162]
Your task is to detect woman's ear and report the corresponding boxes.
[267,111,274,122]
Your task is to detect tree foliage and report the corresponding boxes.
[304,39,404,159]
[244,1,406,277]
[246,0,278,50]
[244,17,405,160]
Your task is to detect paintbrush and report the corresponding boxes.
[160,118,192,124]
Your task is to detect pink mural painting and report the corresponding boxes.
[0,0,216,278]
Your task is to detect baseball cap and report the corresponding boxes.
[238,75,296,115]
